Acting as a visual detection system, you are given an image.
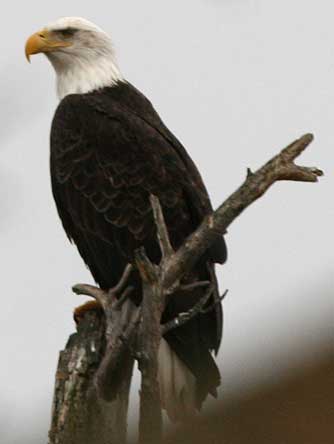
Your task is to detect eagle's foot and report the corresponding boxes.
[73,299,103,324]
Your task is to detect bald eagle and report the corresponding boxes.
[25,17,227,421]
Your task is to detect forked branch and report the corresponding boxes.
[134,133,323,443]
[162,133,323,290]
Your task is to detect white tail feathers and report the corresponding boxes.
[158,338,197,422]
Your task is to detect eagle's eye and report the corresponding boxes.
[57,28,78,39]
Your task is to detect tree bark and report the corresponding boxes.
[136,256,164,444]
[48,311,133,444]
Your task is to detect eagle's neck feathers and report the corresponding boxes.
[48,49,123,100]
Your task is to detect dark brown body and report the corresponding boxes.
[50,81,227,405]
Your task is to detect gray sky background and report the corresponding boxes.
[0,1,333,442]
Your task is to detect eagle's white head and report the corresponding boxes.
[25,17,124,100]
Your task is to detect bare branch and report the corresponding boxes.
[179,280,211,292]
[72,283,109,307]
[110,264,134,295]
[135,247,158,284]
[162,134,323,290]
[281,133,315,162]
[134,133,322,443]
[162,285,214,335]
[246,168,254,178]
[150,195,174,258]
[114,285,135,310]
[94,303,141,401]
[135,251,164,444]
[200,289,229,315]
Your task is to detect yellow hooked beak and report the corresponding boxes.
[25,29,72,62]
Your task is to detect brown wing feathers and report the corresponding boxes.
[50,82,227,405]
